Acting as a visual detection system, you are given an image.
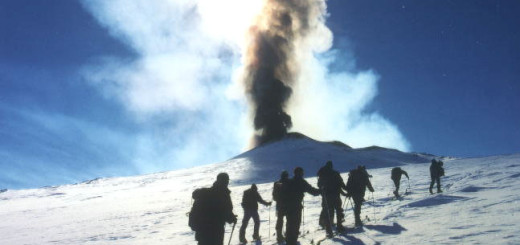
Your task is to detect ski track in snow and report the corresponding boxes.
[1,151,519,244]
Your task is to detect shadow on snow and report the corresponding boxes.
[406,195,470,208]
[364,222,406,235]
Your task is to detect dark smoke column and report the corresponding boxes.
[242,0,325,146]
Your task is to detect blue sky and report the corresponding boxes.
[1,0,519,189]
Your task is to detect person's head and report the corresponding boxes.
[326,160,333,169]
[431,159,437,164]
[280,170,289,180]
[251,184,257,191]
[215,172,230,187]
[358,165,371,177]
[294,167,304,178]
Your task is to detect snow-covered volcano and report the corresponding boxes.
[0,134,519,244]
[222,132,434,185]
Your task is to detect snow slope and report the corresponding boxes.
[0,135,519,244]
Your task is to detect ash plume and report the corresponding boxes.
[242,0,326,146]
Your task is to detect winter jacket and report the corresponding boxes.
[346,168,374,200]
[391,167,409,181]
[273,178,289,210]
[430,160,445,178]
[317,167,347,196]
[241,188,269,210]
[284,176,320,209]
[210,182,236,226]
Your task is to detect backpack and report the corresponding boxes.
[279,178,297,206]
[272,181,282,202]
[188,187,211,231]
[346,170,355,194]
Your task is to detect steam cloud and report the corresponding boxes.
[81,0,410,171]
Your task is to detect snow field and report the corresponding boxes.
[1,154,519,244]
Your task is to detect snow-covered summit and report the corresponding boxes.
[229,132,434,185]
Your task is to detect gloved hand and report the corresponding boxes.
[231,215,238,224]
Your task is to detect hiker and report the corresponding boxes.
[429,159,445,194]
[239,184,272,243]
[391,167,409,197]
[345,165,374,227]
[284,167,320,245]
[272,170,289,243]
[189,173,237,245]
[317,161,348,237]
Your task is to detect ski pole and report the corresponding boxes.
[302,200,305,234]
[371,192,376,222]
[322,191,334,236]
[228,222,236,245]
[406,178,411,194]
[268,204,271,238]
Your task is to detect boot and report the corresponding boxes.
[355,220,363,227]
[429,187,433,194]
[437,188,443,193]
[239,230,247,243]
[355,216,363,227]
[252,233,261,241]
[239,237,247,243]
[337,223,346,233]
[393,190,399,197]
[276,228,284,243]
[276,234,285,243]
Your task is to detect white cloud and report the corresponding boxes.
[80,0,410,172]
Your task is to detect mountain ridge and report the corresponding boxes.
[227,132,435,185]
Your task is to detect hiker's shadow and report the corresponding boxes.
[406,195,470,208]
[333,235,366,245]
[364,222,406,235]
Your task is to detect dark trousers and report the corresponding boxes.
[430,176,441,192]
[275,207,287,239]
[319,194,344,234]
[285,207,302,245]
[239,208,260,240]
[352,197,364,226]
[392,176,401,195]
[196,226,225,245]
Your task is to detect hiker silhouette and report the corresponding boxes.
[391,167,409,197]
[272,170,289,243]
[283,167,320,245]
[239,184,271,243]
[189,173,237,245]
[346,165,374,227]
[317,161,348,237]
[429,159,445,194]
